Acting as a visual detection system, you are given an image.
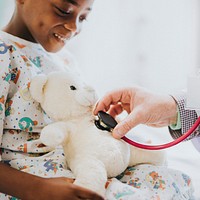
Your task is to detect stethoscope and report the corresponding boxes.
[95,111,200,150]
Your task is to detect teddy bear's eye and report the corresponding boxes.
[70,85,77,90]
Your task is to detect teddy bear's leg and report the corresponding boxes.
[128,146,166,166]
[72,157,107,197]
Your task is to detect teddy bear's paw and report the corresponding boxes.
[40,126,65,147]
[74,180,106,197]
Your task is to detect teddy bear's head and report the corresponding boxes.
[29,71,98,121]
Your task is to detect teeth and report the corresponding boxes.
[54,33,68,42]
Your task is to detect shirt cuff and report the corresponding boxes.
[168,93,199,140]
[169,109,181,130]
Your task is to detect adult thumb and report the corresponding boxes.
[112,113,138,139]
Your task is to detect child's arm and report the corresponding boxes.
[0,162,103,200]
[0,162,42,199]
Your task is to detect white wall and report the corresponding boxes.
[1,0,199,97]
[0,0,15,28]
[67,0,200,97]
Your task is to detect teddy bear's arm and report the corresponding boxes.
[40,121,72,147]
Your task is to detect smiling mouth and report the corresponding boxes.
[54,33,69,43]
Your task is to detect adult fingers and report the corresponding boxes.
[112,110,141,139]
[93,100,111,115]
[93,89,129,115]
[108,104,123,118]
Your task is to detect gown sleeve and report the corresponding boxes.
[0,41,12,161]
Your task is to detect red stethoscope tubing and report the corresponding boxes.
[121,117,200,150]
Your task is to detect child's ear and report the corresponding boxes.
[16,0,25,4]
[29,74,48,104]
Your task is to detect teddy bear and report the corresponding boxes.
[29,70,165,197]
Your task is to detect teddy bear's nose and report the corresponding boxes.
[84,86,95,93]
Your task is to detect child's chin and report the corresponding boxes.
[44,45,63,53]
[44,40,65,53]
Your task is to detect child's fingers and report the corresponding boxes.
[76,187,104,200]
[64,178,75,183]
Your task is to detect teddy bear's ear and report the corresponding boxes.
[29,74,48,103]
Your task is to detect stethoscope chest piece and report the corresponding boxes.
[94,111,200,150]
[95,111,118,132]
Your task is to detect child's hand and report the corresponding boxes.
[36,177,104,200]
[0,162,104,200]
[94,87,178,139]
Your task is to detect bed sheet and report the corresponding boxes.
[127,126,200,200]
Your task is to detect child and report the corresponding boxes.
[0,0,103,199]
[0,0,196,199]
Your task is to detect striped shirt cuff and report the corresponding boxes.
[168,94,200,140]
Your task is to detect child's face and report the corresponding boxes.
[15,0,94,52]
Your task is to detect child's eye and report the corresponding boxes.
[56,6,72,17]
[79,15,87,23]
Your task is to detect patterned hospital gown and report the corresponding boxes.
[0,31,195,200]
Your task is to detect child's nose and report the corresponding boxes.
[64,21,80,35]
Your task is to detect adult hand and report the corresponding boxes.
[35,177,104,200]
[94,87,177,139]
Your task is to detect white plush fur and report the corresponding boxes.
[30,71,165,197]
